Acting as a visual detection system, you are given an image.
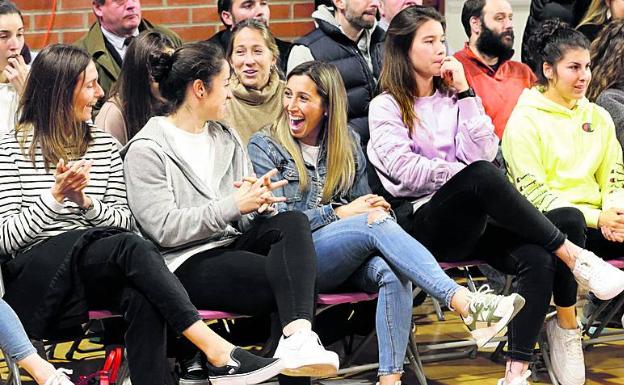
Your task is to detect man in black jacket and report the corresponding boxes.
[208,0,292,73]
[287,0,384,143]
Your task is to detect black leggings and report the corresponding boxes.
[8,230,202,385]
[405,161,581,361]
[175,211,317,328]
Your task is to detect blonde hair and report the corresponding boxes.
[271,62,355,203]
[578,0,610,29]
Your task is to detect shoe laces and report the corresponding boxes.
[466,285,500,321]
[44,368,73,385]
[562,329,583,362]
[575,251,603,283]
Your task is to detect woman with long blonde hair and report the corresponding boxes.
[248,60,526,385]
[577,0,624,41]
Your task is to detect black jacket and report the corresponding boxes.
[295,17,385,144]
[207,28,292,75]
[521,0,589,72]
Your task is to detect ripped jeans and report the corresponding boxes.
[314,213,461,375]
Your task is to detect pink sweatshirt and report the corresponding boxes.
[367,91,498,200]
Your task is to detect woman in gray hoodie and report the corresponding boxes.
[122,41,338,383]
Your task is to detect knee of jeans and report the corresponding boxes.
[367,210,393,227]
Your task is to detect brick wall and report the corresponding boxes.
[14,0,317,49]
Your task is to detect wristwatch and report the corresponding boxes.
[457,87,476,100]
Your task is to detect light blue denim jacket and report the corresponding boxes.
[248,130,371,231]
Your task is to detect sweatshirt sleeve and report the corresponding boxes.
[596,90,624,149]
[94,101,127,147]
[247,136,338,232]
[0,146,65,255]
[502,114,602,227]
[594,111,624,212]
[454,96,499,164]
[124,140,241,248]
[368,94,465,198]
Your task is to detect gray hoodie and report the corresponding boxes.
[121,116,254,271]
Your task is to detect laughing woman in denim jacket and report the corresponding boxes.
[247,61,525,385]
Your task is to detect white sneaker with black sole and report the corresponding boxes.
[545,317,585,385]
[207,347,283,385]
[461,285,526,348]
[44,369,74,385]
[273,329,339,377]
[573,250,624,300]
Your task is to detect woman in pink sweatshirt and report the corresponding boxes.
[367,6,624,385]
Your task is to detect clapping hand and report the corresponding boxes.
[233,169,287,214]
[50,158,93,209]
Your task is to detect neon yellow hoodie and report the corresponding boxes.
[502,87,624,228]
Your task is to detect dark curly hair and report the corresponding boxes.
[587,19,624,101]
[526,19,590,87]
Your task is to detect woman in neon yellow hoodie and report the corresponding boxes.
[503,19,624,385]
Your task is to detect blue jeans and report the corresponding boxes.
[0,299,36,361]
[314,213,461,375]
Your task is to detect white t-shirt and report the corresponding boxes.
[0,83,18,135]
[299,141,320,167]
[166,120,216,189]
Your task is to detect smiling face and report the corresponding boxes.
[408,19,446,79]
[73,61,104,122]
[0,13,24,71]
[94,0,141,37]
[544,48,591,107]
[202,60,232,121]
[230,27,276,90]
[284,74,326,146]
[222,0,270,28]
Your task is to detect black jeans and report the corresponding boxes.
[175,211,317,385]
[406,161,581,361]
[175,211,317,328]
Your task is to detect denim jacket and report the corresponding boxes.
[248,130,371,231]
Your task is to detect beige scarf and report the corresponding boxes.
[225,70,285,144]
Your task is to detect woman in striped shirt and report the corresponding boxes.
[0,44,282,385]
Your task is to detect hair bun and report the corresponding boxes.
[149,50,174,83]
[528,19,569,57]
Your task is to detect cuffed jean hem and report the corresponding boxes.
[444,285,463,310]
[378,369,404,376]
[12,345,37,362]
[505,348,534,363]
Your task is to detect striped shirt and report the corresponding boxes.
[0,127,134,256]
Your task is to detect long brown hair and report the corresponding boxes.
[379,5,448,137]
[271,61,355,203]
[587,19,624,101]
[16,44,93,171]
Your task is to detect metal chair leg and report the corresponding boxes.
[407,324,428,385]
[4,353,23,385]
[538,331,560,385]
[431,298,446,321]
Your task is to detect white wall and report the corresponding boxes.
[444,0,530,61]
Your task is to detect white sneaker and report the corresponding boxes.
[44,368,73,385]
[573,250,624,300]
[496,370,532,385]
[545,318,585,385]
[621,312,624,329]
[376,381,401,385]
[462,285,526,347]
[273,330,339,377]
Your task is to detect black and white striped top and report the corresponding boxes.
[0,127,134,256]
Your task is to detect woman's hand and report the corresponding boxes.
[335,194,390,219]
[599,208,624,242]
[3,55,28,95]
[50,159,93,208]
[234,169,287,215]
[440,56,469,93]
